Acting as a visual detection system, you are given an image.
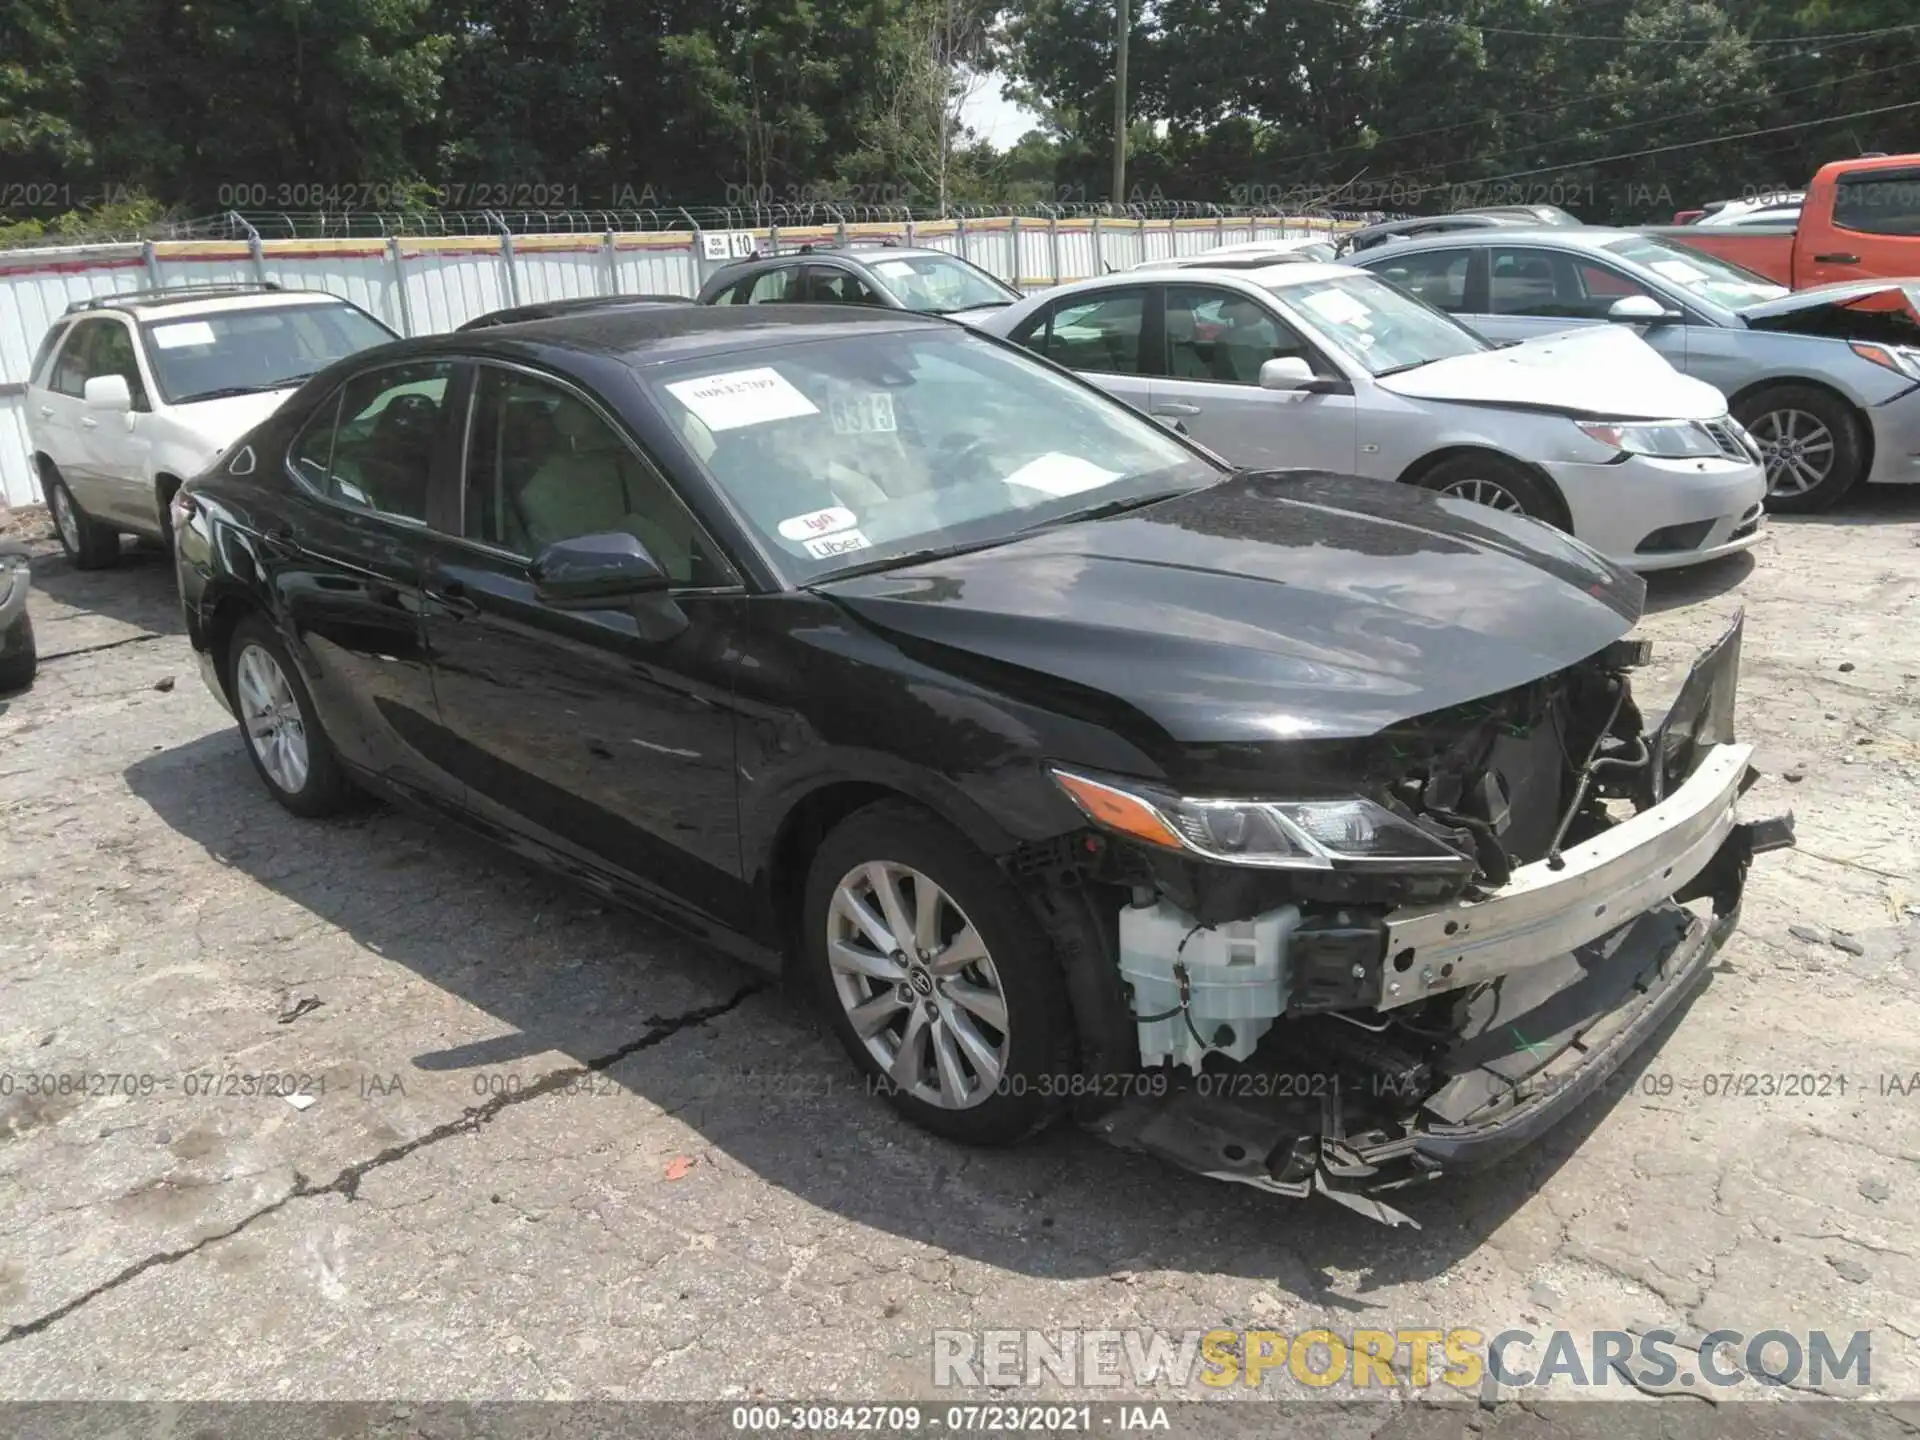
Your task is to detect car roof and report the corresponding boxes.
[63,287,349,321]
[1357,227,1635,257]
[457,295,692,330]
[412,302,947,367]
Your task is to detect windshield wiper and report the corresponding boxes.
[1372,359,1436,376]
[1029,488,1189,528]
[809,534,1020,582]
[176,374,312,404]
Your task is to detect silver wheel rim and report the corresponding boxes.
[50,484,80,552]
[235,643,309,794]
[1749,408,1835,497]
[826,861,1010,1110]
[1439,477,1526,513]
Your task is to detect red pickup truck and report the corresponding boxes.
[1646,154,1920,290]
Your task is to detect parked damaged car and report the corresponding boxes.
[1354,229,1920,511]
[170,306,1793,1218]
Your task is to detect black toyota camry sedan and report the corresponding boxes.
[172,305,1790,1219]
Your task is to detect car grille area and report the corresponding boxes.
[1636,518,1717,554]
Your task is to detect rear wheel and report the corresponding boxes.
[1734,384,1864,513]
[0,610,34,693]
[225,614,352,817]
[1413,453,1569,531]
[44,470,121,569]
[800,800,1076,1146]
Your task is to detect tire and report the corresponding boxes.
[224,614,353,817]
[1412,452,1570,531]
[0,611,34,693]
[1733,384,1865,514]
[43,470,121,570]
[800,800,1077,1146]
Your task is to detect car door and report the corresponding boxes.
[414,360,750,926]
[75,316,160,532]
[1005,287,1157,416]
[36,319,113,515]
[1151,283,1357,473]
[273,357,467,811]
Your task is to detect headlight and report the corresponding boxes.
[1049,768,1475,872]
[1576,418,1724,459]
[1850,341,1920,381]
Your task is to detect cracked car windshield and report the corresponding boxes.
[1269,272,1487,375]
[648,329,1214,581]
[868,254,1019,314]
[140,302,394,404]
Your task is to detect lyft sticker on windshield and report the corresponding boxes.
[802,528,872,560]
[830,393,896,434]
[665,367,818,431]
[778,506,859,541]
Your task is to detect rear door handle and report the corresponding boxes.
[1813,253,1859,264]
[1152,402,1201,417]
[80,416,97,429]
[39,406,53,418]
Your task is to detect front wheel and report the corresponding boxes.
[224,614,353,817]
[1412,453,1569,530]
[800,800,1077,1146]
[0,610,35,693]
[1734,385,1864,514]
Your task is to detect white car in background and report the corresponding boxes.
[979,263,1768,572]
[1131,236,1339,270]
[25,284,395,568]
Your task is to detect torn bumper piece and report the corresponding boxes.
[1088,754,1793,1225]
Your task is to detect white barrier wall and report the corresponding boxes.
[0,215,1345,507]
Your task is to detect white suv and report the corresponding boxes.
[26,284,395,567]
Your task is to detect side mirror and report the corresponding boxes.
[1258,356,1317,390]
[531,531,670,609]
[84,374,132,411]
[1608,294,1681,324]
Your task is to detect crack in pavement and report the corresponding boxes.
[0,982,765,1348]
[37,632,167,662]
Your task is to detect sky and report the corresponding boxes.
[960,72,1044,148]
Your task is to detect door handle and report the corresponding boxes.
[80,416,98,429]
[39,406,53,418]
[424,580,479,618]
[259,523,301,558]
[1813,253,1859,264]
[1152,402,1201,417]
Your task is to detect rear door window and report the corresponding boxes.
[1833,169,1920,236]
[1013,290,1150,374]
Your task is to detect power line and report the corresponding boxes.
[1402,97,1920,189]
[1286,0,1920,47]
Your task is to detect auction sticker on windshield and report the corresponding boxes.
[1005,453,1123,498]
[830,393,897,434]
[151,321,217,349]
[803,529,871,559]
[778,506,859,541]
[1300,289,1370,326]
[665,368,819,431]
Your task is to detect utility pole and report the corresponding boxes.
[1111,0,1129,206]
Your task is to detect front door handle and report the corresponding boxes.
[1813,253,1859,264]
[80,416,98,430]
[1152,402,1201,417]
[39,406,53,418]
[260,524,300,556]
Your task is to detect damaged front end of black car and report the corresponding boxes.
[1021,612,1792,1226]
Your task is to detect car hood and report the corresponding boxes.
[1737,279,1920,321]
[1377,325,1729,420]
[169,388,300,445]
[941,304,1018,328]
[1738,281,1920,343]
[819,470,1644,749]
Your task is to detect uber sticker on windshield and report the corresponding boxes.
[802,528,872,560]
[778,505,858,542]
[151,320,217,349]
[665,367,818,431]
[830,393,896,435]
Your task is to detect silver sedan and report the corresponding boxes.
[1352,228,1920,512]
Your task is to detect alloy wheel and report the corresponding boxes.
[235,643,310,794]
[1438,477,1526,513]
[1749,408,1835,498]
[826,861,1010,1110]
[49,484,80,553]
